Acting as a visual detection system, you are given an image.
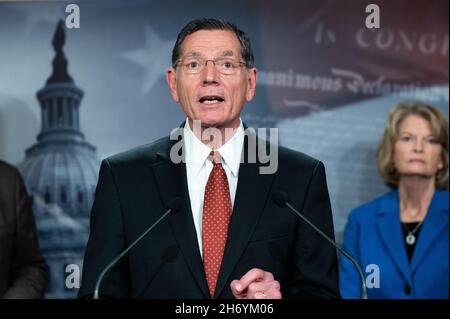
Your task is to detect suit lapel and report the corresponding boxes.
[376,191,412,284]
[410,190,449,273]
[151,139,210,298]
[214,135,275,298]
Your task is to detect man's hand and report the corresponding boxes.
[230,268,282,299]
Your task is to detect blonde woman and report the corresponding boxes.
[340,103,448,298]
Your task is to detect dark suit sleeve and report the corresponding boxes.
[288,161,340,298]
[3,169,48,299]
[78,160,131,298]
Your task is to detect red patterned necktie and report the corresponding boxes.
[202,151,232,298]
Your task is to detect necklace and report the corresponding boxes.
[402,220,425,245]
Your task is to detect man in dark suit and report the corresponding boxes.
[79,18,339,299]
[0,160,48,298]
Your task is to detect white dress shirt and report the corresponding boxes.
[184,119,244,258]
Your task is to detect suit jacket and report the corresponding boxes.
[340,189,449,299]
[0,160,48,298]
[78,133,339,299]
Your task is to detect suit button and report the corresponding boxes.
[404,285,411,295]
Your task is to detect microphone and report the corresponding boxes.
[93,197,183,299]
[272,191,368,299]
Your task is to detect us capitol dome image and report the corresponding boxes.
[18,20,100,298]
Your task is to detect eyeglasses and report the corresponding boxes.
[176,58,247,75]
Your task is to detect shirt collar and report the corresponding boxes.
[183,119,244,177]
[217,122,244,177]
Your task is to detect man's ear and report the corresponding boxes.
[166,68,179,102]
[246,68,258,102]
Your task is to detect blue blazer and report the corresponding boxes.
[340,189,448,299]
